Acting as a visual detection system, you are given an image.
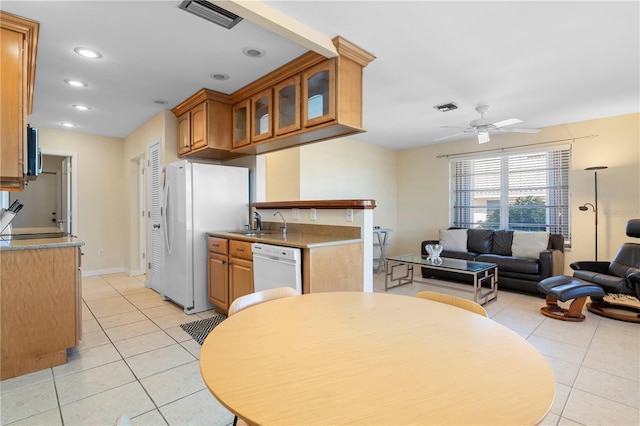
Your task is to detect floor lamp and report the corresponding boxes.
[579,166,607,261]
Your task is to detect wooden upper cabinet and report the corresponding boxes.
[232,99,250,148]
[0,11,39,191]
[302,60,336,128]
[251,88,272,143]
[173,37,375,157]
[274,75,301,136]
[171,89,234,160]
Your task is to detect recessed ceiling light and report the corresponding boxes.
[73,47,103,59]
[60,122,77,128]
[72,104,91,111]
[242,47,265,58]
[64,79,88,87]
[209,73,229,81]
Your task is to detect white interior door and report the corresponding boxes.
[146,139,162,290]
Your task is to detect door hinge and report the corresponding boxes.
[148,262,152,270]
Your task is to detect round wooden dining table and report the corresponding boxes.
[199,292,555,425]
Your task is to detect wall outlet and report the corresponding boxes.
[310,208,317,221]
[98,248,104,257]
[292,208,300,220]
[346,209,354,222]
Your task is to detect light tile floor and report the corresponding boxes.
[1,272,639,425]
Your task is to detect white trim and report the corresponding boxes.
[40,149,78,236]
[82,267,127,277]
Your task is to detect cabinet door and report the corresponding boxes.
[177,111,191,155]
[302,59,336,128]
[230,257,254,303]
[0,27,25,188]
[232,99,250,148]
[274,75,301,136]
[208,252,229,311]
[251,89,272,143]
[190,101,208,151]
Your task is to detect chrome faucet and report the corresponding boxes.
[274,211,287,235]
[254,211,262,231]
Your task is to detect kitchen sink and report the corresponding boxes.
[228,230,278,237]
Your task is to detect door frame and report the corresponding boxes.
[41,149,77,236]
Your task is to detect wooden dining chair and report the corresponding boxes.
[227,286,300,426]
[415,291,488,317]
[228,286,300,316]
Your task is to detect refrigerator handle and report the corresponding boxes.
[163,179,172,256]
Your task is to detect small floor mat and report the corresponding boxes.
[180,314,227,345]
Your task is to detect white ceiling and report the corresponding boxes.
[2,1,639,151]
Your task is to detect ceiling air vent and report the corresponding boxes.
[434,102,458,112]
[179,1,243,29]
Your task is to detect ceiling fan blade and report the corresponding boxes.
[499,127,541,134]
[434,132,468,142]
[492,118,522,128]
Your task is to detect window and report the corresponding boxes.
[450,146,571,244]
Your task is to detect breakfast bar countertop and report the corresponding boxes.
[206,230,362,249]
[0,227,85,251]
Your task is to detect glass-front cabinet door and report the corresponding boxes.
[251,89,272,143]
[302,59,336,128]
[274,75,301,136]
[233,99,250,148]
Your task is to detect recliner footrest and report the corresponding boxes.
[537,276,605,322]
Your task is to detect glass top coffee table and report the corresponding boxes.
[385,254,498,304]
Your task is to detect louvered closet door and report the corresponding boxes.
[147,139,163,292]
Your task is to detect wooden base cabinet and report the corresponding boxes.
[207,237,254,314]
[0,246,82,380]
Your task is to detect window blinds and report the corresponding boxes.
[450,146,571,242]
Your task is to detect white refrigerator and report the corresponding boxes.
[158,160,249,314]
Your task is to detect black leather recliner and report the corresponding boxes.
[570,219,640,323]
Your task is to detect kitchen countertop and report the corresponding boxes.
[207,230,362,249]
[0,227,85,251]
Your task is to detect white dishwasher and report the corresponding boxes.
[251,243,302,293]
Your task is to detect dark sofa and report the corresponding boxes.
[421,229,565,295]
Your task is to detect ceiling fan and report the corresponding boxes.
[435,104,540,144]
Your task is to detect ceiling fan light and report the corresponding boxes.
[478,131,490,144]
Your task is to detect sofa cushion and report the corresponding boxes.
[477,254,540,274]
[511,231,549,259]
[439,229,468,252]
[492,230,513,256]
[467,229,493,254]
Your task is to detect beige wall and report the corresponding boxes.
[396,113,640,274]
[265,146,301,201]
[122,109,177,275]
[264,137,399,248]
[28,112,638,277]
[37,128,125,273]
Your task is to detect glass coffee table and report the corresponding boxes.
[385,254,498,305]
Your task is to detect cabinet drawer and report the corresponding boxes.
[230,240,253,261]
[208,237,228,254]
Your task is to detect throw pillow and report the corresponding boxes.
[439,229,468,252]
[511,231,550,259]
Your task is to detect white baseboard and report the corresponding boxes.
[128,269,145,277]
[82,267,127,277]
